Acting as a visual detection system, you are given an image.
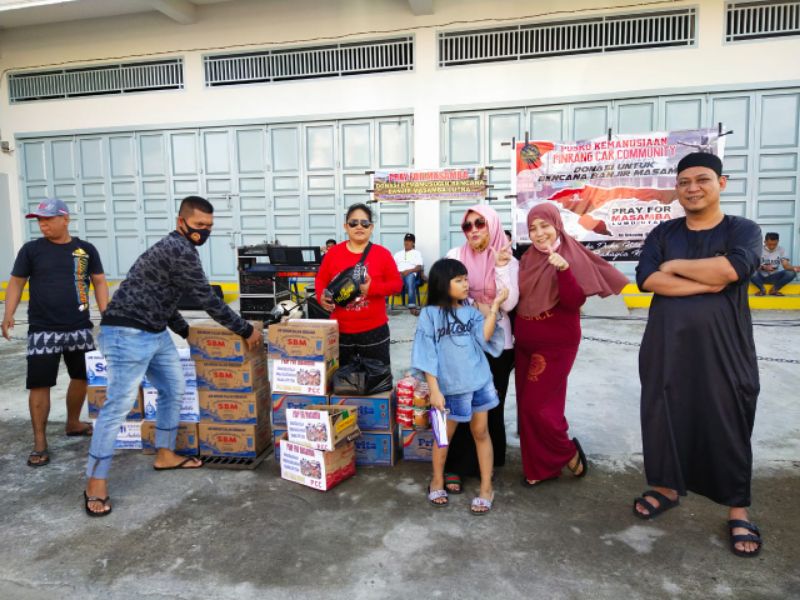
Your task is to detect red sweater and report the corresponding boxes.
[315,242,403,334]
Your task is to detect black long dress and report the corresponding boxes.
[636,215,762,507]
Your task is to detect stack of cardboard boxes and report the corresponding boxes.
[396,375,434,463]
[140,348,201,456]
[188,321,271,460]
[85,350,144,449]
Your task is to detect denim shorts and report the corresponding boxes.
[444,381,500,423]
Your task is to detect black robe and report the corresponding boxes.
[636,215,761,507]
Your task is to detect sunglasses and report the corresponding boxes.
[347,219,372,228]
[461,217,487,233]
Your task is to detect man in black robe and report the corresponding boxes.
[634,152,763,558]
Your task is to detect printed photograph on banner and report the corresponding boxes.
[511,129,726,260]
[373,168,487,202]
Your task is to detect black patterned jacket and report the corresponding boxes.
[101,231,252,339]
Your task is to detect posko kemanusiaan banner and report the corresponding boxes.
[511,128,726,261]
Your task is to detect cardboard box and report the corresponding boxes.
[267,319,338,361]
[329,392,393,431]
[401,428,434,462]
[85,351,109,387]
[286,405,360,451]
[195,357,268,392]
[199,384,270,424]
[188,320,265,363]
[355,428,400,466]
[87,386,144,420]
[90,419,143,450]
[143,347,197,386]
[142,383,200,422]
[199,421,271,458]
[140,421,199,456]
[270,357,337,396]
[271,393,328,426]
[273,428,287,463]
[279,433,356,491]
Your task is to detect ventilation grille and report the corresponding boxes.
[9,59,184,103]
[438,9,696,67]
[204,37,414,86]
[726,1,800,41]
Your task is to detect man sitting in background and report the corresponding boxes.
[323,239,336,254]
[751,232,798,296]
[393,233,423,314]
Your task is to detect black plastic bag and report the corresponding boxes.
[332,356,393,395]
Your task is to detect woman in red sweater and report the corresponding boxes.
[515,203,628,487]
[316,203,402,367]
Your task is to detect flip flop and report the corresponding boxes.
[521,476,557,488]
[568,437,588,478]
[27,449,50,467]
[444,472,463,494]
[728,519,763,558]
[428,486,449,507]
[66,424,94,437]
[470,493,495,516]
[84,491,112,517]
[153,457,203,471]
[632,490,680,520]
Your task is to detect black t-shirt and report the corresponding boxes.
[11,237,104,332]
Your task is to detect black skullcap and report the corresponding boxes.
[404,233,415,242]
[676,152,723,177]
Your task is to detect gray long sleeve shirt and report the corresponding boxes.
[101,231,253,339]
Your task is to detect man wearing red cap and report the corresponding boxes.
[635,152,763,558]
[2,198,108,467]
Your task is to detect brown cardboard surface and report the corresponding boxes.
[198,383,270,424]
[194,357,268,392]
[279,433,356,491]
[267,319,338,361]
[286,404,360,451]
[87,386,144,420]
[188,320,265,363]
[141,421,199,456]
[199,421,271,458]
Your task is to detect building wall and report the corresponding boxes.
[1,0,798,268]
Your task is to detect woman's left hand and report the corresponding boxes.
[359,273,372,296]
[548,249,569,271]
[489,242,513,268]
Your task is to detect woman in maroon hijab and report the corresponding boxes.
[515,203,628,486]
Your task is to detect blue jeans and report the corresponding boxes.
[86,326,184,480]
[402,272,420,307]
[751,269,796,293]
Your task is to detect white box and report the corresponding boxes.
[270,358,334,396]
[85,351,108,387]
[90,419,143,450]
[279,434,356,492]
[286,405,360,451]
[142,383,200,423]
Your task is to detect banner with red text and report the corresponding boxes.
[373,168,487,202]
[512,129,726,260]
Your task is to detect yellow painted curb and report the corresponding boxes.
[623,283,800,310]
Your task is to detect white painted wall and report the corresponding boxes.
[1,0,798,267]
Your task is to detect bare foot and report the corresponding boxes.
[634,486,678,517]
[153,448,202,469]
[65,421,93,436]
[429,474,447,505]
[567,450,584,476]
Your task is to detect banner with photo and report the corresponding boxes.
[511,129,726,261]
[373,168,487,202]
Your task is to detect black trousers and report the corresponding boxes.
[444,348,515,477]
[339,323,391,367]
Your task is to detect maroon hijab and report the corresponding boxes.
[518,203,629,317]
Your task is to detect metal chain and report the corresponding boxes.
[392,335,799,364]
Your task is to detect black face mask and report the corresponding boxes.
[180,219,211,246]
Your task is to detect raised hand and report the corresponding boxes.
[492,287,509,311]
[547,246,569,271]
[489,242,513,268]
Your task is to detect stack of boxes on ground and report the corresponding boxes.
[188,321,271,461]
[269,319,401,490]
[85,351,145,449]
[396,374,434,462]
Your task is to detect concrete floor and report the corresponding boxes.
[0,298,798,599]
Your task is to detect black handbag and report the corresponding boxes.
[332,355,393,395]
[326,243,372,307]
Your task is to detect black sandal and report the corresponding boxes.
[521,476,557,488]
[83,491,112,517]
[444,473,462,494]
[568,437,588,478]
[728,519,762,558]
[633,490,680,520]
[27,449,50,467]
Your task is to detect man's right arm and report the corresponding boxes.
[2,276,28,340]
[641,272,724,296]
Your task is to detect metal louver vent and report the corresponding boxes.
[204,36,414,86]
[438,9,696,67]
[9,59,184,103]
[726,1,800,41]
